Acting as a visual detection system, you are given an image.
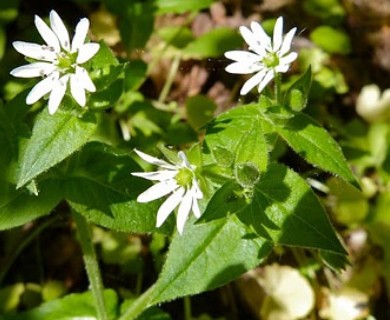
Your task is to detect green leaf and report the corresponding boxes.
[158,26,194,49]
[16,108,97,188]
[155,0,214,14]
[238,163,346,254]
[150,216,271,304]
[205,105,268,177]
[124,60,148,91]
[0,179,62,230]
[118,2,154,52]
[272,113,357,187]
[64,142,171,233]
[183,28,242,59]
[310,26,351,55]
[284,66,312,112]
[2,289,118,320]
[185,94,216,129]
[91,40,119,69]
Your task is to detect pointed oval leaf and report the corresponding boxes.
[150,216,272,304]
[0,179,62,230]
[2,289,118,320]
[238,163,347,254]
[17,108,97,188]
[274,113,358,187]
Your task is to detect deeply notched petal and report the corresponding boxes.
[77,43,100,64]
[156,187,185,228]
[12,41,57,61]
[176,189,193,234]
[134,149,177,170]
[48,74,69,114]
[34,14,61,52]
[137,179,178,203]
[72,18,90,52]
[10,62,56,78]
[50,10,70,51]
[26,71,59,105]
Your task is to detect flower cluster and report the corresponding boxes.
[10,10,100,114]
[224,16,297,95]
[131,149,203,235]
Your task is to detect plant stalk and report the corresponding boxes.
[118,284,156,320]
[73,210,109,320]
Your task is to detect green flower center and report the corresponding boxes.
[263,52,279,69]
[56,51,78,74]
[175,167,193,188]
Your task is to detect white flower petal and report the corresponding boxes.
[76,43,100,64]
[176,189,193,234]
[240,25,263,53]
[191,178,203,199]
[178,151,192,169]
[132,170,177,181]
[191,195,201,219]
[76,67,96,92]
[50,10,70,51]
[34,14,60,52]
[156,187,185,228]
[240,70,267,95]
[134,149,177,170]
[70,73,86,106]
[257,70,274,93]
[12,41,57,61]
[137,179,178,202]
[10,62,56,78]
[190,183,202,219]
[225,61,263,74]
[279,52,298,66]
[71,18,89,52]
[250,21,272,51]
[280,27,297,56]
[48,74,69,114]
[224,50,261,62]
[26,72,59,105]
[273,17,284,51]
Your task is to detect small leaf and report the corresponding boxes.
[238,163,347,254]
[185,94,216,129]
[284,66,312,112]
[150,216,272,304]
[124,60,148,91]
[2,289,118,320]
[183,28,242,59]
[17,108,97,188]
[272,113,358,187]
[310,26,351,55]
[155,0,214,14]
[158,26,194,49]
[0,179,62,230]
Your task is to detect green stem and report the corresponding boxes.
[274,72,282,105]
[184,296,192,320]
[118,285,156,320]
[158,52,181,103]
[73,211,108,320]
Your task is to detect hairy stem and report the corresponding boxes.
[73,211,108,320]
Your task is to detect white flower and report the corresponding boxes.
[224,17,297,95]
[10,10,100,114]
[131,149,203,235]
[356,84,390,122]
